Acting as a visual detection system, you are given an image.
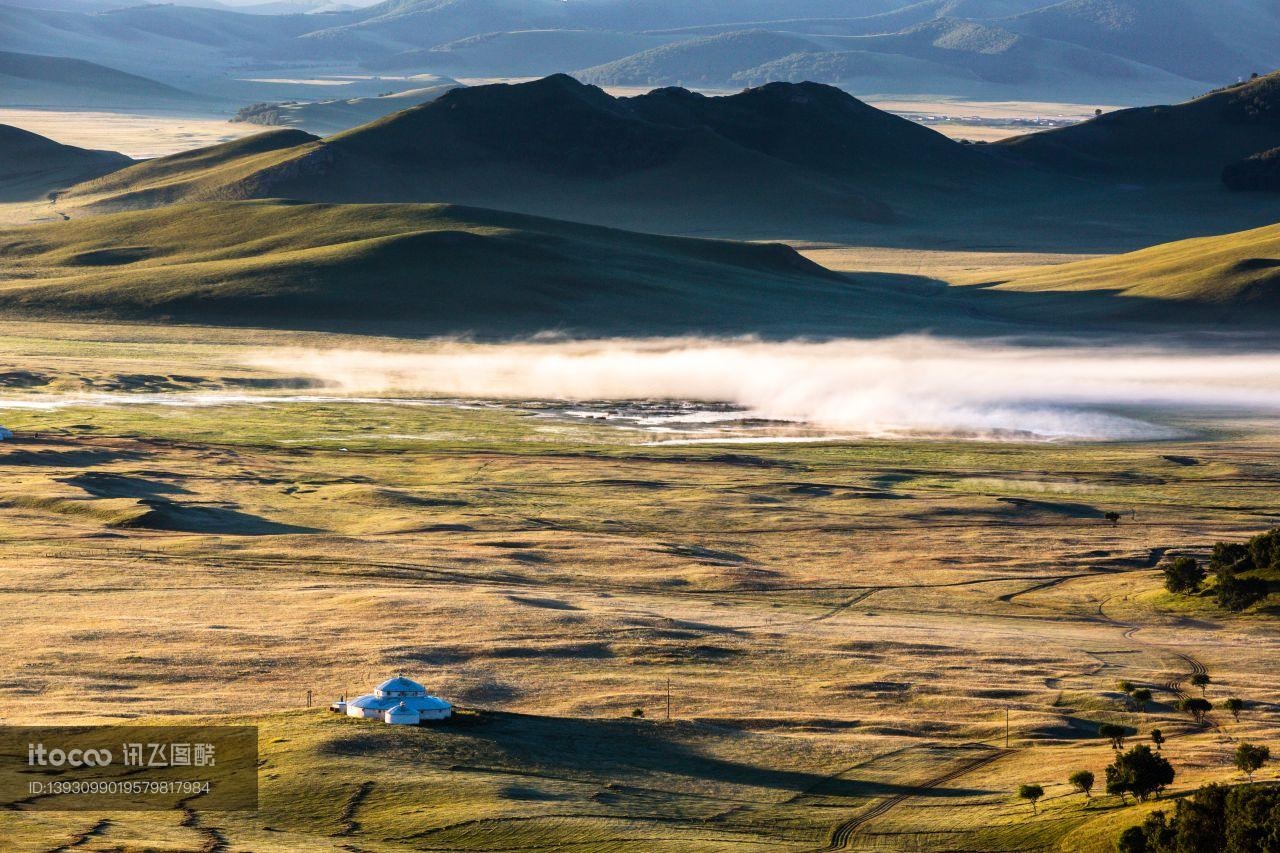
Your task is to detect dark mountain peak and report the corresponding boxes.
[0,123,130,193]
[332,74,686,178]
[734,79,871,109]
[421,73,626,118]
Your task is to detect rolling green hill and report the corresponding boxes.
[0,124,131,202]
[0,200,959,336]
[956,220,1280,320]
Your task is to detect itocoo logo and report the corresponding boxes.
[27,743,113,767]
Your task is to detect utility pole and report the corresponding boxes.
[306,689,312,708]
[666,678,672,721]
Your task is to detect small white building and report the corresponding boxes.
[341,676,452,724]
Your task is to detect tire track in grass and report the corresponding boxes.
[178,793,228,853]
[43,818,111,853]
[817,746,1011,851]
[336,781,375,837]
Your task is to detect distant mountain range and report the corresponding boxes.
[47,73,1280,246]
[60,75,1025,233]
[1,0,1276,104]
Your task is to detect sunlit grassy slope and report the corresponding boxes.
[957,221,1280,316]
[64,128,318,209]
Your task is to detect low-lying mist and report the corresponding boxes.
[250,337,1280,441]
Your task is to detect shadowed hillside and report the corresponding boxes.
[993,70,1280,180]
[0,124,130,201]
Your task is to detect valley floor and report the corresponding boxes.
[0,325,1274,851]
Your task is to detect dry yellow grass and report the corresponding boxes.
[0,324,1274,850]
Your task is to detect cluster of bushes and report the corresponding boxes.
[1162,529,1276,612]
[1222,146,1280,192]
[1223,72,1280,127]
[231,102,296,126]
[1117,782,1280,852]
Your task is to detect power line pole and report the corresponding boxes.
[666,678,672,721]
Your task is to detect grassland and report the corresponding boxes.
[0,323,1275,851]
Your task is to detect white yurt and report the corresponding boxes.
[385,702,420,725]
[345,676,452,724]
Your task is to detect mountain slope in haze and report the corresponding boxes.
[3,0,1272,104]
[579,17,1202,101]
[67,75,1012,232]
[0,124,131,202]
[1004,0,1279,84]
[0,200,948,337]
[363,30,674,77]
[576,31,824,88]
[993,71,1280,180]
[0,51,206,109]
[0,3,330,79]
[231,79,460,135]
[957,220,1280,320]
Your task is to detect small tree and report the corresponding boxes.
[1180,696,1212,723]
[1235,742,1270,781]
[1068,769,1095,800]
[1131,688,1152,711]
[1106,744,1175,802]
[1100,723,1129,749]
[1117,680,1135,695]
[1224,697,1244,723]
[1018,783,1044,814]
[1117,824,1147,853]
[1215,573,1269,611]
[1106,511,1122,526]
[630,708,645,718]
[1150,729,1165,751]
[1190,672,1210,695]
[1163,556,1206,593]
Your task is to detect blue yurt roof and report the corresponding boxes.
[377,676,426,695]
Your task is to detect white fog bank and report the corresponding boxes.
[248,337,1280,441]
